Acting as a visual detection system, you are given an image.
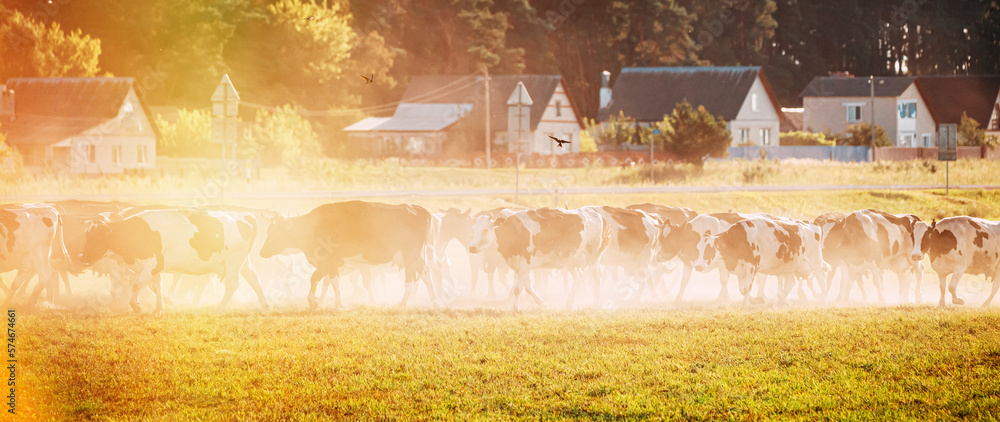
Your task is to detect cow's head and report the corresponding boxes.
[910,219,933,262]
[439,208,475,246]
[692,232,719,273]
[468,214,500,254]
[260,216,292,258]
[80,217,113,266]
[653,221,695,262]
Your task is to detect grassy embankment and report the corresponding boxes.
[14,307,1000,421]
[3,159,1000,220]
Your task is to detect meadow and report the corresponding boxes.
[6,158,1000,421]
[15,307,1000,421]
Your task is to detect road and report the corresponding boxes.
[4,184,999,202]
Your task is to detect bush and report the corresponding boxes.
[958,111,997,149]
[0,127,28,182]
[842,123,892,147]
[656,100,730,167]
[155,109,213,157]
[242,105,322,167]
[779,131,835,146]
[583,112,650,148]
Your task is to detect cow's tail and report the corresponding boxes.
[50,212,71,271]
[598,217,613,256]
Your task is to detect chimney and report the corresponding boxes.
[0,86,12,120]
[599,70,612,109]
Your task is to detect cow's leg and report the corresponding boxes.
[521,271,545,308]
[240,261,269,310]
[307,269,329,310]
[873,269,886,303]
[948,270,965,305]
[468,253,482,296]
[937,272,950,308]
[716,269,731,303]
[913,264,924,304]
[982,270,1000,308]
[4,270,32,305]
[148,274,165,314]
[510,270,532,311]
[674,263,694,304]
[750,276,766,305]
[360,266,374,304]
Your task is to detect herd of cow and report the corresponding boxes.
[1,199,999,313]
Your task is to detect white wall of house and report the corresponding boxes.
[988,91,1000,141]
[896,84,936,147]
[528,81,581,154]
[802,95,901,143]
[728,77,781,147]
[69,88,157,174]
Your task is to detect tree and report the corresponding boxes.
[154,109,213,157]
[583,112,650,149]
[241,105,322,167]
[0,124,28,183]
[842,123,891,147]
[0,5,101,80]
[958,111,997,149]
[779,131,835,146]
[659,100,730,166]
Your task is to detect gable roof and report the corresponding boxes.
[800,76,915,98]
[598,66,781,122]
[400,75,572,131]
[344,103,473,132]
[1,77,136,145]
[914,76,1000,125]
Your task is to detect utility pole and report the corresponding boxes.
[484,67,491,170]
[870,76,875,151]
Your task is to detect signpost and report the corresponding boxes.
[211,74,239,204]
[651,128,660,184]
[938,123,957,195]
[507,81,532,205]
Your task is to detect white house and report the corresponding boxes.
[598,66,784,146]
[801,75,1000,147]
[0,77,156,175]
[344,74,584,156]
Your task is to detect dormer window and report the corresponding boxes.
[751,93,759,112]
[555,100,562,117]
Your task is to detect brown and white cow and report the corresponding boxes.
[583,206,660,301]
[821,209,923,303]
[655,212,775,303]
[911,217,1000,308]
[468,207,610,310]
[259,201,438,309]
[693,217,827,305]
[466,208,517,298]
[0,204,68,307]
[80,208,268,313]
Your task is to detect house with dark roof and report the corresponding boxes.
[914,76,1000,142]
[0,77,156,175]
[344,74,583,155]
[801,75,1000,147]
[598,67,784,147]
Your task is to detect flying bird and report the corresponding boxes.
[548,135,571,148]
[361,73,374,85]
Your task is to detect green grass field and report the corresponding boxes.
[7,160,1000,421]
[15,307,1000,421]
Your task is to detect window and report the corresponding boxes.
[897,100,917,119]
[137,144,147,164]
[921,133,932,147]
[751,93,759,112]
[761,128,771,146]
[111,145,121,164]
[87,145,96,164]
[740,128,750,143]
[555,100,562,117]
[846,104,863,122]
